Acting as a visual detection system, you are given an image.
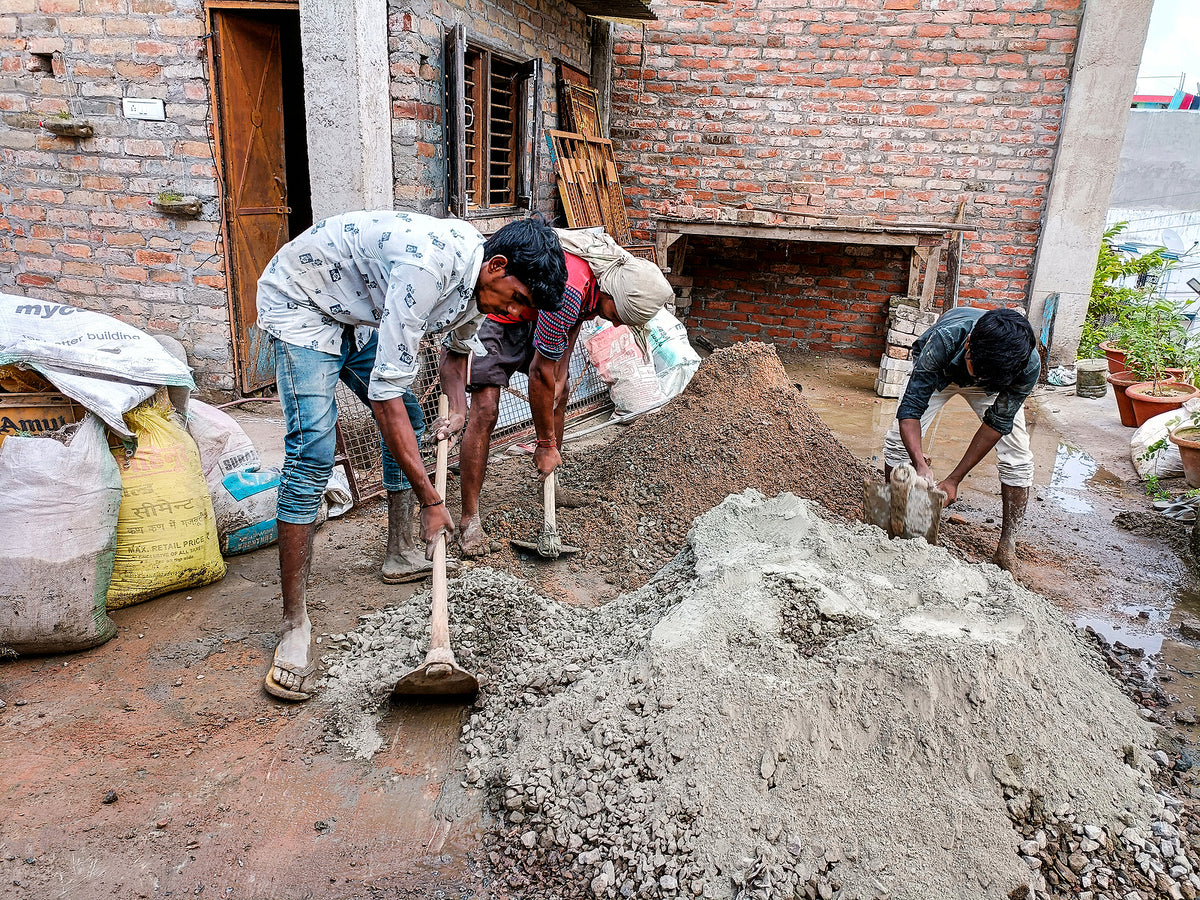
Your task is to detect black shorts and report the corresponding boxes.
[467,317,536,391]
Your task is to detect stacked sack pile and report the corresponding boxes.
[0,293,315,659]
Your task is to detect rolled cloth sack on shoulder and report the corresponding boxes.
[555,228,674,327]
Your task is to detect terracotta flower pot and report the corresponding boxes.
[1169,426,1200,489]
[1125,380,1200,427]
[1106,371,1143,426]
[1099,340,1127,375]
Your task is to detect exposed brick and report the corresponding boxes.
[612,0,1081,333]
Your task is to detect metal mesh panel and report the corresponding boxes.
[333,332,610,504]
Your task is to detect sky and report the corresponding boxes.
[1136,0,1200,97]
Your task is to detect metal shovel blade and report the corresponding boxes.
[509,471,581,559]
[392,657,478,697]
[510,534,582,558]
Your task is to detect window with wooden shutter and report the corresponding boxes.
[445,26,540,217]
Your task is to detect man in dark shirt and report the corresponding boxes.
[882,307,1040,573]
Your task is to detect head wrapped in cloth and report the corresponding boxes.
[555,228,675,327]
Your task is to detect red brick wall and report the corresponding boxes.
[682,238,907,357]
[0,0,590,397]
[0,0,230,393]
[611,0,1082,324]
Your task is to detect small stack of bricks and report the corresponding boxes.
[666,273,691,318]
[874,296,939,399]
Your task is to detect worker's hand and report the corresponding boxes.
[913,460,937,486]
[419,502,455,559]
[534,444,562,479]
[937,477,959,508]
[428,411,466,451]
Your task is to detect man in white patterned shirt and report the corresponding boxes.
[256,211,566,700]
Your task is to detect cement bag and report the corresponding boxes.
[186,400,261,489]
[585,323,646,383]
[107,395,225,608]
[213,467,281,555]
[212,466,341,554]
[1132,399,1200,479]
[0,293,195,436]
[608,359,666,415]
[643,308,700,399]
[0,415,120,655]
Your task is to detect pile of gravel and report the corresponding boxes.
[479,341,872,594]
[321,491,1186,899]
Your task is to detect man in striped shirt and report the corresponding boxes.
[449,246,672,556]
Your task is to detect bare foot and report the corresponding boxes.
[271,617,313,693]
[458,514,490,557]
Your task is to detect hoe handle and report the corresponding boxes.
[429,395,451,654]
[543,470,557,532]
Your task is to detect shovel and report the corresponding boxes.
[392,395,478,698]
[510,470,581,559]
[863,463,947,544]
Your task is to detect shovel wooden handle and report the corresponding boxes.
[543,470,557,532]
[428,395,451,655]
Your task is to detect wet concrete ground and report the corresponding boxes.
[3,355,1200,898]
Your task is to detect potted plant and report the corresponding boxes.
[149,191,203,217]
[1170,423,1200,489]
[1121,298,1199,426]
[1075,319,1110,399]
[1083,224,1170,374]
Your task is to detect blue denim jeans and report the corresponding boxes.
[273,330,424,525]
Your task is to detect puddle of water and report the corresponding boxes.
[1045,444,1096,513]
[1076,615,1166,658]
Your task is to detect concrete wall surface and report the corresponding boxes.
[1107,110,1200,313]
[1026,0,1154,364]
[1110,111,1200,214]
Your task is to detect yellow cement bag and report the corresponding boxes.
[107,395,225,609]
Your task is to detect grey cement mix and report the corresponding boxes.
[319,491,1181,899]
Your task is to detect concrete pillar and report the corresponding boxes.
[298,0,394,217]
[1026,0,1153,364]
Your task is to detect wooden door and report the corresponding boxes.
[212,11,289,393]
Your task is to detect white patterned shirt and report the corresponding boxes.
[256,210,486,401]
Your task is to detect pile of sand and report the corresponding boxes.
[321,492,1187,899]
[480,342,872,593]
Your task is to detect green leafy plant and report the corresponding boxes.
[156,190,184,203]
[1120,297,1189,391]
[55,109,72,120]
[1079,223,1172,359]
[1137,437,1168,463]
[1144,474,1170,500]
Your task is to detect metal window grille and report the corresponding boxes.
[333,330,610,504]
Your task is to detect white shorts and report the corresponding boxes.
[882,385,1034,488]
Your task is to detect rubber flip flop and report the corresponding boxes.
[263,649,315,702]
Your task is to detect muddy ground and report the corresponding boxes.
[2,349,1199,899]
